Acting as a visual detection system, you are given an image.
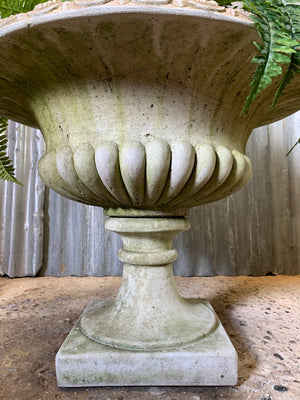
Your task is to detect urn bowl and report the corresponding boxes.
[0,1,299,214]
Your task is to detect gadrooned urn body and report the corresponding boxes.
[0,3,299,214]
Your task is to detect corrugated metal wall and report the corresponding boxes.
[1,114,299,277]
[0,122,45,276]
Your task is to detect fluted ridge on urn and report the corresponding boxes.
[38,138,252,212]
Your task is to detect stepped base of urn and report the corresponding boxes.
[56,216,238,387]
[56,299,237,387]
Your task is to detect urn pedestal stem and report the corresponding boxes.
[56,216,238,387]
[80,217,217,350]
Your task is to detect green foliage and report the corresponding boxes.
[216,0,300,153]
[0,0,70,18]
[241,0,300,114]
[0,116,21,184]
[286,138,300,156]
[216,1,300,116]
[215,0,233,5]
[0,0,47,18]
[271,0,300,109]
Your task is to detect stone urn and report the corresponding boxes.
[0,0,299,387]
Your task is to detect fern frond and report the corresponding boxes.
[0,0,42,18]
[271,1,300,108]
[286,137,300,156]
[242,0,299,114]
[215,1,233,5]
[0,0,70,18]
[0,116,21,184]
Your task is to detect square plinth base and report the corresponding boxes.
[56,300,237,387]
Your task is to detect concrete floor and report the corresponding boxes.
[0,275,299,400]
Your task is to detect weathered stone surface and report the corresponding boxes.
[0,1,299,389]
[0,5,299,211]
[83,217,216,351]
[56,300,237,387]
[38,141,252,210]
[59,216,234,386]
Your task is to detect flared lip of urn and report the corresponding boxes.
[0,2,299,131]
[0,2,299,130]
[0,2,254,35]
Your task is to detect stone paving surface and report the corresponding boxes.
[0,275,299,400]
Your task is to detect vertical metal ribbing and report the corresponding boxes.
[0,122,45,277]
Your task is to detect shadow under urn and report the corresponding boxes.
[0,1,299,386]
